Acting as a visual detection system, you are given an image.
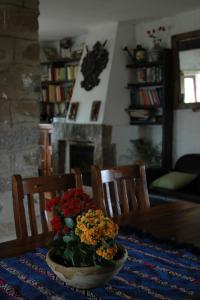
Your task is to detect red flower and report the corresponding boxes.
[74,188,84,196]
[46,197,60,212]
[146,26,166,46]
[62,206,71,217]
[159,26,165,31]
[50,215,62,233]
[47,188,96,234]
[83,198,97,211]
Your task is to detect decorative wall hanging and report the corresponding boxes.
[80,41,109,91]
[68,102,79,120]
[90,100,101,121]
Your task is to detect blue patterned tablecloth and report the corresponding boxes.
[0,233,200,300]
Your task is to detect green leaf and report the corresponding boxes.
[72,248,81,266]
[63,247,73,262]
[79,248,87,255]
[102,238,112,248]
[64,217,74,228]
[63,234,76,243]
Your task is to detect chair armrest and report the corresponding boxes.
[146,167,169,186]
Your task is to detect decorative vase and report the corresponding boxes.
[149,44,163,62]
[46,245,128,289]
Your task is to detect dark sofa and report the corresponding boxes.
[146,154,200,205]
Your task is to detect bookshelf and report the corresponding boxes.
[40,57,80,123]
[126,48,173,169]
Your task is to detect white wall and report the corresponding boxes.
[135,8,200,165]
[68,23,118,124]
[103,22,135,125]
[103,22,138,165]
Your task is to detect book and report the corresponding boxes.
[146,67,156,82]
[147,89,154,105]
[140,89,148,106]
[137,68,146,82]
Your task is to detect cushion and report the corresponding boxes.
[150,171,197,190]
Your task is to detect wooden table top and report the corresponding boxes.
[118,201,200,249]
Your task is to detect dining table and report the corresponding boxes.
[118,200,200,249]
[0,200,200,300]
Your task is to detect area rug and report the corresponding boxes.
[0,232,200,299]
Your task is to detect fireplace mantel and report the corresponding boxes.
[52,123,116,177]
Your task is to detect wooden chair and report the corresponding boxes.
[0,171,83,258]
[91,161,150,222]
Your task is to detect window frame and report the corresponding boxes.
[171,30,200,110]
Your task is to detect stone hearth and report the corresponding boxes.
[52,123,116,181]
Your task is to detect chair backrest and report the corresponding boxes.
[91,162,150,221]
[0,171,83,258]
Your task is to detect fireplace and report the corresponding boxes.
[52,124,116,185]
[70,143,94,185]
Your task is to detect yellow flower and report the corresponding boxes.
[96,245,118,260]
[80,228,100,245]
[75,209,118,248]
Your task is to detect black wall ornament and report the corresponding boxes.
[80,41,109,91]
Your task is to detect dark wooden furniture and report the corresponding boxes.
[39,124,53,176]
[126,49,173,169]
[118,201,200,248]
[0,172,82,258]
[91,162,150,221]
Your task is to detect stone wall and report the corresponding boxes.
[0,0,40,239]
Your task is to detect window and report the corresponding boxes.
[184,76,196,103]
[182,72,200,104]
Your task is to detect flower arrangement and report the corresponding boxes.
[147,26,166,47]
[46,188,120,267]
